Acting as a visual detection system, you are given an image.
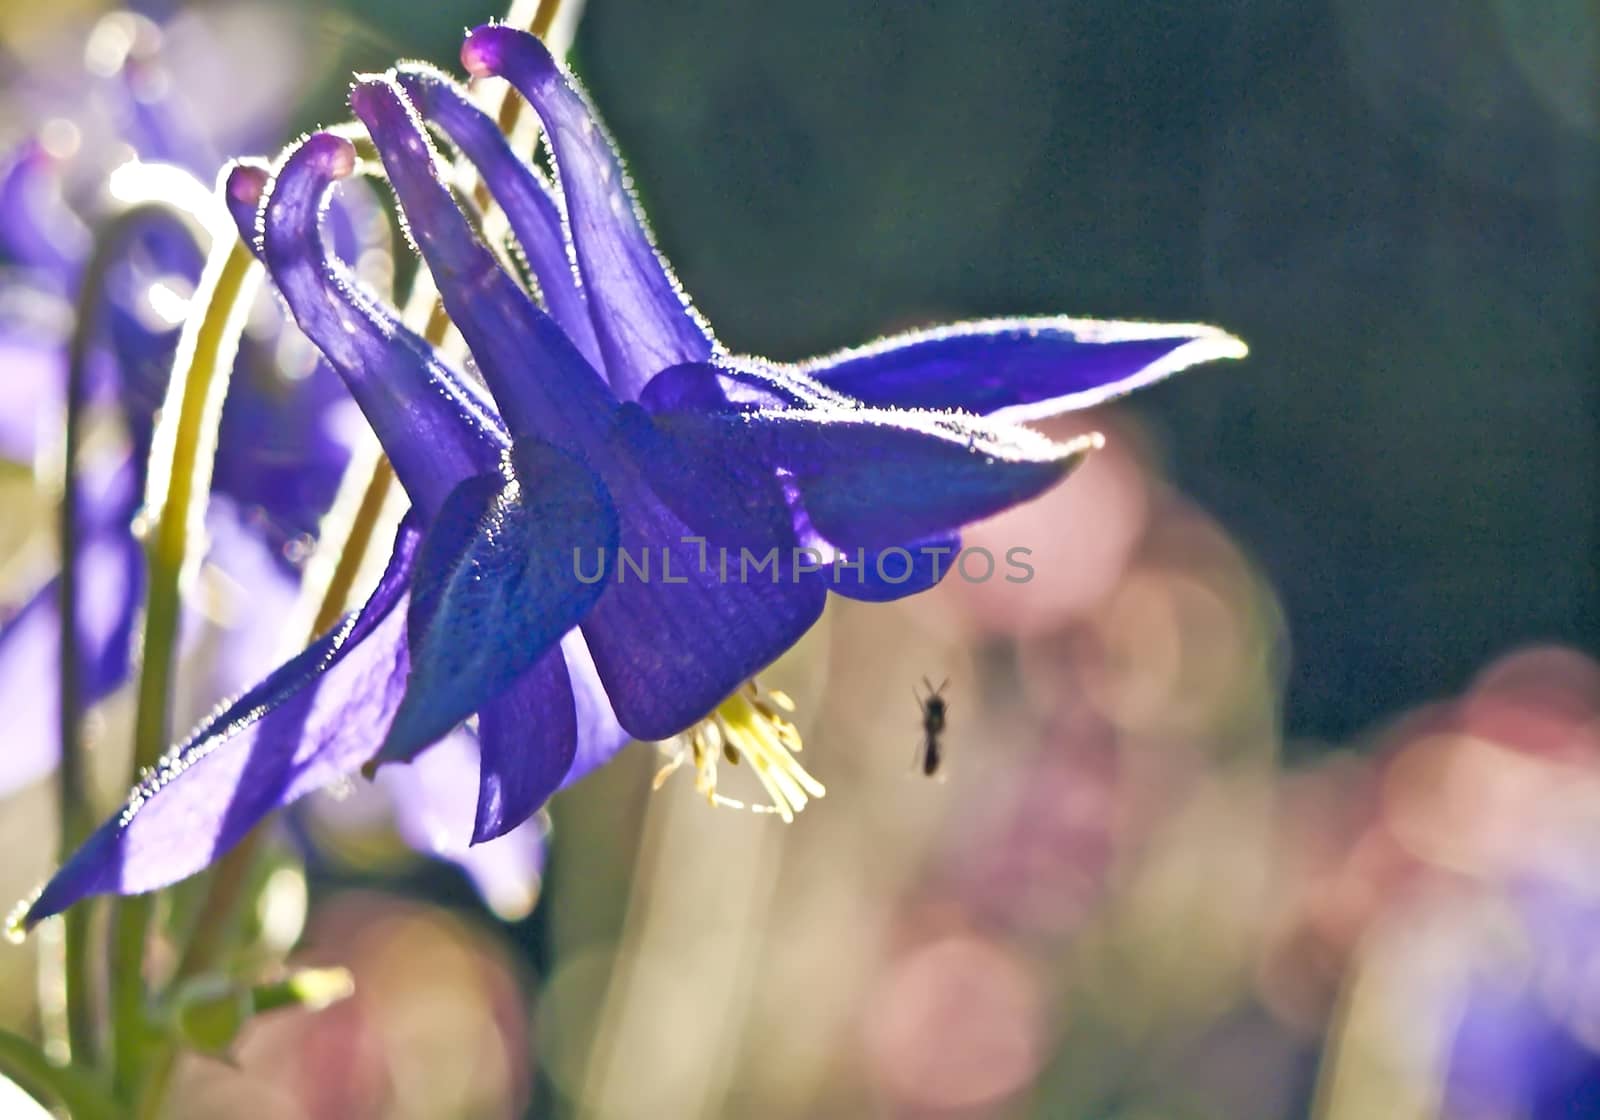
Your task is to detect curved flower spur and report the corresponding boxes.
[20,24,1245,927]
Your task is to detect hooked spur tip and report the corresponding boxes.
[347,76,403,128]
[298,132,358,181]
[460,25,508,78]
[462,24,556,83]
[348,77,437,165]
[224,161,269,207]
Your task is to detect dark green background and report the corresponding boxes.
[307,0,1598,740]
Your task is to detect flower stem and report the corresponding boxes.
[0,1028,119,1120]
[52,202,205,1072]
[129,246,260,778]
[110,230,260,1098]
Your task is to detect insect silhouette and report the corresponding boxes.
[914,677,950,777]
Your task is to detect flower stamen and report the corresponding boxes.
[652,680,822,822]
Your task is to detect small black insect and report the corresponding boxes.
[915,677,950,777]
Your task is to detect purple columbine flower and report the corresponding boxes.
[20,25,1245,927]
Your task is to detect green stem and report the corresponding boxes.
[0,1028,119,1120]
[129,239,260,775]
[130,451,399,1120]
[310,456,399,637]
[110,235,260,1099]
[132,1055,176,1120]
[53,203,205,1071]
[169,450,393,979]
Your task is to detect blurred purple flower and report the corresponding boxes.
[22,25,1245,925]
[0,7,355,795]
[1446,882,1600,1120]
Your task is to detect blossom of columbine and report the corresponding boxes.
[19,25,1245,928]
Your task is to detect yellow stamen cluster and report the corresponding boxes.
[652,680,824,822]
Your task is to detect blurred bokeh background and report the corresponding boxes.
[0,0,1594,1116]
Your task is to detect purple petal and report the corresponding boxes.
[576,457,825,741]
[224,157,270,254]
[472,652,575,844]
[0,141,89,274]
[0,459,143,797]
[646,361,1096,550]
[462,25,715,400]
[242,142,505,516]
[348,79,617,448]
[393,66,603,373]
[102,214,205,462]
[215,161,366,543]
[378,730,547,920]
[352,78,823,741]
[0,587,74,797]
[610,401,801,551]
[554,629,631,789]
[0,333,63,465]
[802,318,1248,422]
[377,438,618,768]
[22,517,424,925]
[642,363,958,601]
[715,410,1090,549]
[71,527,144,702]
[820,535,961,603]
[213,347,357,547]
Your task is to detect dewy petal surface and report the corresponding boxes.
[393,66,603,373]
[23,517,425,925]
[462,25,715,400]
[803,317,1248,422]
[354,77,824,741]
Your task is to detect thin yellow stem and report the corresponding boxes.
[131,239,260,773]
[111,234,259,1098]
